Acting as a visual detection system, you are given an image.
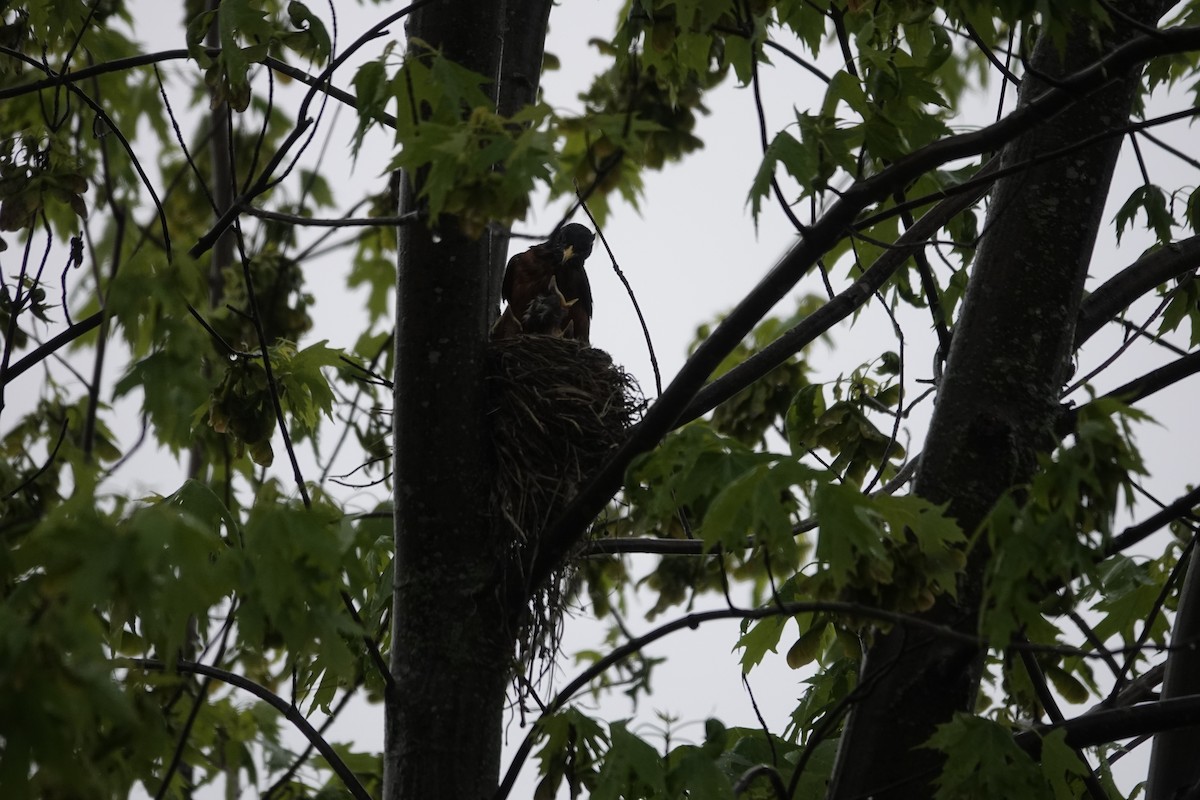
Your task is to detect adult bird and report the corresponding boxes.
[491,223,595,344]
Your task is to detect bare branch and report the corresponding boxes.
[1020,694,1200,754]
[242,205,422,228]
[1076,234,1200,347]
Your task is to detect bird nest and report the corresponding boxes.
[485,335,643,678]
[486,335,641,550]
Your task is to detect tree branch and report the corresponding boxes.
[1094,349,1200,414]
[1107,483,1200,557]
[122,658,371,800]
[0,313,102,389]
[1076,234,1200,347]
[1020,695,1200,755]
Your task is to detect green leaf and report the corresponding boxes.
[824,70,870,117]
[786,384,827,455]
[593,721,667,800]
[748,129,817,221]
[669,745,735,800]
[351,59,390,153]
[273,339,342,435]
[286,1,331,61]
[703,458,817,565]
[1114,184,1173,244]
[114,345,210,454]
[1038,728,1088,800]
[737,614,786,672]
[1043,665,1089,705]
[813,481,891,586]
[925,714,1053,800]
[1187,185,1200,233]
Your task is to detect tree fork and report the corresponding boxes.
[827,3,1173,798]
[385,3,552,799]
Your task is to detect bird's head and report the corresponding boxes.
[553,223,595,265]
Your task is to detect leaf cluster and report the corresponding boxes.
[0,476,391,798]
[925,717,1095,800]
[187,0,331,111]
[980,400,1149,648]
[353,45,557,236]
[534,710,811,800]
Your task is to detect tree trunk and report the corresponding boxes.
[827,4,1170,798]
[1147,545,1200,799]
[384,3,552,799]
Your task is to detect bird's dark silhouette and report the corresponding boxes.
[492,223,594,344]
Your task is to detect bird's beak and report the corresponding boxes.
[561,245,575,263]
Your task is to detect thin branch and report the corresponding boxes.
[123,658,371,800]
[893,190,952,358]
[155,600,238,800]
[1114,318,1191,358]
[851,106,1200,235]
[0,231,40,416]
[320,333,393,483]
[1064,288,1174,397]
[861,293,906,494]
[261,676,365,799]
[1106,483,1200,557]
[340,591,394,692]
[1085,349,1200,424]
[227,219,311,508]
[1095,662,1165,711]
[1137,128,1200,170]
[741,673,779,767]
[574,193,662,396]
[0,415,69,505]
[962,20,1022,86]
[1111,536,1195,695]
[1015,639,1112,800]
[584,537,715,556]
[242,205,422,228]
[734,764,789,799]
[1075,234,1200,347]
[762,39,832,84]
[1067,608,1124,680]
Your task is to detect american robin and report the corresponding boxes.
[492,223,595,344]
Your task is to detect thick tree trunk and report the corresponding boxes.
[827,4,1170,798]
[384,3,552,799]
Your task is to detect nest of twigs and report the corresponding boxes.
[486,335,641,547]
[485,335,643,672]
